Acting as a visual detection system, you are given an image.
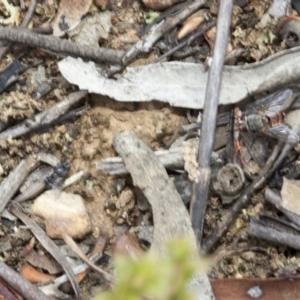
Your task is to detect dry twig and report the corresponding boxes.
[0,90,87,140]
[152,20,216,63]
[0,26,124,65]
[265,187,300,228]
[10,203,80,299]
[104,0,207,76]
[248,218,300,250]
[190,0,233,245]
[0,152,59,213]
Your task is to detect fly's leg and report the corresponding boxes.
[233,107,245,165]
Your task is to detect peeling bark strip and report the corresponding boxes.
[0,26,124,65]
[113,130,214,300]
[60,45,300,109]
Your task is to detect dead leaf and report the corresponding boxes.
[20,237,35,257]
[20,264,56,284]
[177,10,208,40]
[141,0,182,11]
[51,0,93,37]
[25,250,62,275]
[205,26,232,54]
[68,11,112,46]
[113,233,143,258]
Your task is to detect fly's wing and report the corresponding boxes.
[216,89,297,127]
[265,124,300,144]
[242,89,295,115]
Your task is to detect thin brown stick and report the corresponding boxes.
[0,261,49,300]
[190,0,233,246]
[0,26,124,65]
[202,142,282,252]
[62,233,114,283]
[60,234,108,294]
[0,0,37,60]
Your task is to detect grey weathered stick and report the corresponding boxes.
[0,26,124,65]
[59,49,300,109]
[248,218,300,250]
[14,166,53,202]
[21,0,37,27]
[266,125,300,176]
[0,261,50,300]
[0,152,59,213]
[202,142,282,252]
[0,90,87,140]
[190,0,233,245]
[265,187,300,228]
[10,203,80,299]
[113,130,214,300]
[0,156,39,213]
[96,146,186,175]
[96,129,227,175]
